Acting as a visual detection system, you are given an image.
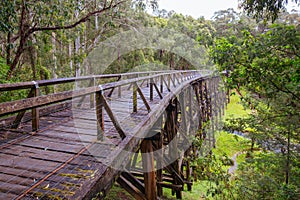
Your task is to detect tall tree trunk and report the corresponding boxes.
[52,32,57,79]
[69,42,73,74]
[7,0,28,80]
[285,129,291,185]
[95,15,99,30]
[95,0,99,30]
[29,37,36,80]
[75,0,81,78]
[75,35,81,77]
[6,31,11,66]
[169,53,174,70]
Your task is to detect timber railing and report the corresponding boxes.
[0,70,211,133]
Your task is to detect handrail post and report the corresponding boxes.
[181,72,184,82]
[32,81,40,131]
[96,87,104,140]
[168,74,171,89]
[150,78,154,101]
[146,73,150,87]
[173,74,176,86]
[118,75,122,98]
[90,77,96,108]
[160,75,163,93]
[133,82,137,112]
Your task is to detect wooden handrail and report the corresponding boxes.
[0,70,191,92]
[0,75,120,92]
[0,70,214,131]
[0,71,205,115]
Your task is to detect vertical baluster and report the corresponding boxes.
[118,75,122,98]
[160,75,163,93]
[96,89,104,140]
[90,77,95,108]
[133,82,137,112]
[150,78,154,101]
[32,81,40,131]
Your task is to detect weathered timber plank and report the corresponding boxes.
[0,166,46,179]
[0,192,18,199]
[9,149,107,199]
[62,120,99,127]
[0,165,84,188]
[0,173,35,187]
[70,115,97,121]
[29,135,87,147]
[86,143,116,159]
[73,110,132,121]
[28,179,79,199]
[32,135,116,151]
[0,180,29,194]
[36,130,97,143]
[0,130,26,145]
[27,187,67,200]
[0,153,60,172]
[18,138,85,154]
[1,145,79,164]
[51,126,98,135]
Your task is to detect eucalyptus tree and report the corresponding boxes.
[0,0,158,81]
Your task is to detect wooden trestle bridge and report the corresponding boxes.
[0,70,225,200]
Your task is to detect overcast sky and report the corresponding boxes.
[157,0,300,19]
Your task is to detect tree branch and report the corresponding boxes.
[30,0,126,33]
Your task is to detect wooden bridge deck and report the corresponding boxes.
[0,71,225,199]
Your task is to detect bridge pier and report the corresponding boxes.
[164,99,182,199]
[141,139,157,200]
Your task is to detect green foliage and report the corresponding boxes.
[191,154,234,199]
[0,56,9,84]
[234,152,300,200]
[211,15,300,199]
[213,131,249,157]
[240,0,300,22]
[103,184,134,200]
[187,132,248,199]
[0,0,18,33]
[211,23,300,143]
[162,181,218,199]
[0,56,28,102]
[225,92,250,119]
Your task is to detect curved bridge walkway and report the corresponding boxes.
[0,70,225,200]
